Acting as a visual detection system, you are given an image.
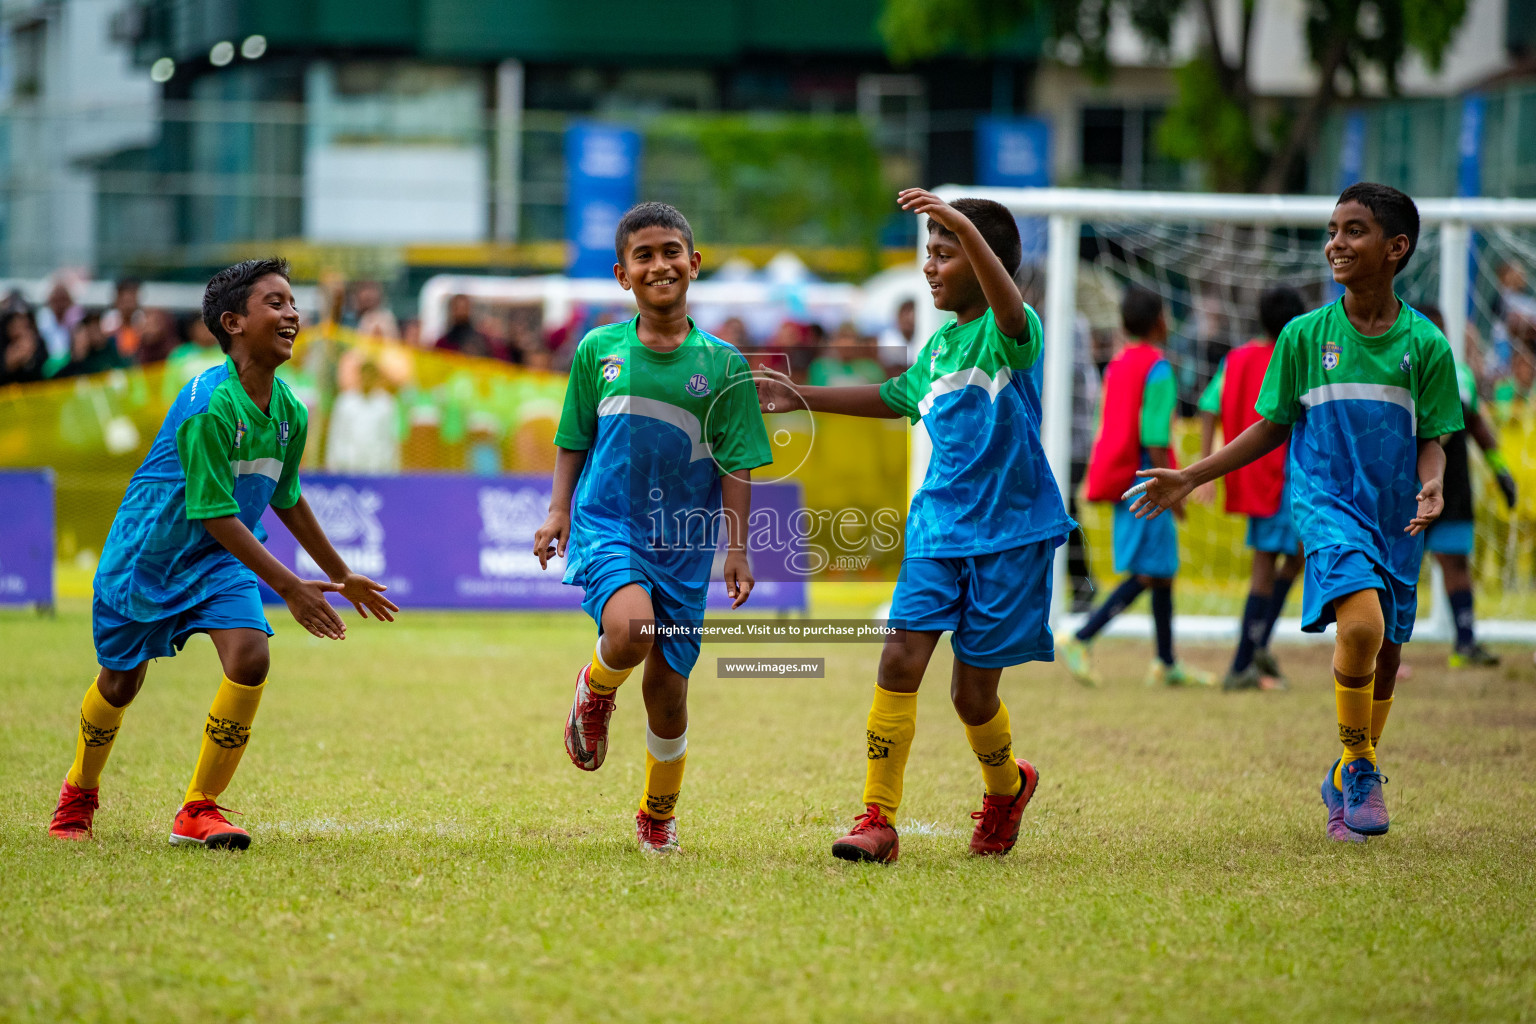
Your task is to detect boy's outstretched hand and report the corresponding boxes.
[1406,478,1444,535]
[336,572,398,621]
[723,549,754,610]
[898,188,968,234]
[755,367,800,413]
[533,511,570,570]
[281,578,348,640]
[1128,468,1195,521]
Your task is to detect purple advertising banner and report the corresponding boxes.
[0,469,55,606]
[258,474,808,612]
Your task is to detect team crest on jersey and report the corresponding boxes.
[233,419,246,449]
[685,373,710,396]
[1322,339,1341,371]
[600,355,624,382]
[1400,353,1411,373]
[278,421,291,446]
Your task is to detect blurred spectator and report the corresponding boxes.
[326,361,401,474]
[347,281,400,340]
[400,317,423,348]
[35,281,81,375]
[135,308,183,364]
[100,278,144,359]
[877,298,916,365]
[1492,262,1536,375]
[0,309,47,385]
[159,314,220,397]
[1493,338,1535,423]
[808,323,883,387]
[716,316,752,349]
[435,294,511,360]
[60,312,130,377]
[1,288,29,315]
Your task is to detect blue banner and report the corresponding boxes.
[0,469,54,606]
[1338,111,1366,191]
[566,122,641,279]
[258,474,808,612]
[1457,94,1485,198]
[975,116,1051,262]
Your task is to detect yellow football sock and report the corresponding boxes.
[184,677,264,805]
[861,685,917,822]
[963,701,1022,797]
[640,726,687,820]
[588,638,632,694]
[1371,696,1393,749]
[66,677,130,790]
[1334,674,1375,774]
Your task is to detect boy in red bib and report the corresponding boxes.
[1059,287,1213,688]
[1195,286,1307,690]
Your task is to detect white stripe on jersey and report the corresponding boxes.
[1299,382,1415,419]
[917,365,1014,418]
[230,457,284,481]
[596,395,715,462]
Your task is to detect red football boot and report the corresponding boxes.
[169,799,250,849]
[49,779,99,841]
[564,663,616,771]
[831,804,899,863]
[636,811,681,853]
[969,759,1040,856]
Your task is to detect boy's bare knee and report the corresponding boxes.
[224,646,270,686]
[878,647,923,690]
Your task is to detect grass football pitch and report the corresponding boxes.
[3,601,1534,1022]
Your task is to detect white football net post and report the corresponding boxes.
[913,188,1536,644]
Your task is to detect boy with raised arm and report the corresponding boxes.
[48,258,398,849]
[534,202,770,854]
[758,190,1074,863]
[1130,184,1462,841]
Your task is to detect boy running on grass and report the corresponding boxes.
[48,258,398,849]
[1193,286,1308,691]
[533,202,770,854]
[1058,287,1213,688]
[1129,183,1462,841]
[757,190,1074,863]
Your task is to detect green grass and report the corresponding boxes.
[3,601,1535,1022]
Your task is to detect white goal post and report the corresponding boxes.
[912,187,1536,644]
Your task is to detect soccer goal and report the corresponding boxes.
[912,187,1536,644]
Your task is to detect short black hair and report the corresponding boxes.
[1258,286,1306,341]
[929,198,1022,277]
[614,202,694,261]
[1336,182,1420,275]
[202,257,290,353]
[1121,285,1164,338]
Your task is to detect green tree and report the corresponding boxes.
[881,0,1470,192]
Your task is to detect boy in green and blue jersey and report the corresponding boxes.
[48,258,398,849]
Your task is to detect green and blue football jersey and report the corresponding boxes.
[880,307,1074,558]
[1255,298,1462,584]
[555,317,771,586]
[95,358,308,620]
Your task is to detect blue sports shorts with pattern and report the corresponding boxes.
[93,583,273,671]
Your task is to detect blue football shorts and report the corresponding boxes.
[1423,519,1474,557]
[889,536,1063,668]
[1112,498,1179,578]
[93,583,273,671]
[1301,545,1417,645]
[577,557,708,677]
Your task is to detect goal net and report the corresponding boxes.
[913,188,1536,644]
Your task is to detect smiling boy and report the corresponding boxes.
[1129,184,1462,841]
[48,258,398,849]
[758,190,1074,863]
[533,202,771,853]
